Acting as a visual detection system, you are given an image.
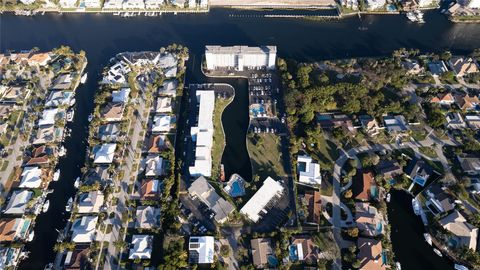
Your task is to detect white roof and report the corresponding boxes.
[240,177,284,222]
[158,53,177,69]
[38,108,58,126]
[129,235,153,259]
[189,236,215,264]
[71,216,98,243]
[94,143,117,164]
[4,190,33,215]
[144,156,164,177]
[78,191,105,214]
[19,167,42,188]
[112,88,130,103]
[135,206,160,229]
[297,155,322,185]
[196,91,215,130]
[152,114,172,133]
[155,96,172,113]
[466,115,480,121]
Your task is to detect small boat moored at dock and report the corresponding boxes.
[42,200,50,213]
[65,197,73,212]
[433,248,443,257]
[423,233,432,245]
[53,169,60,182]
[412,198,421,215]
[80,73,87,84]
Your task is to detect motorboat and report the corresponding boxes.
[386,193,391,203]
[423,233,432,245]
[412,198,421,215]
[42,200,50,213]
[406,11,417,22]
[27,231,34,242]
[454,264,469,270]
[69,98,76,107]
[74,177,81,189]
[65,197,73,212]
[433,248,443,257]
[44,263,53,270]
[58,146,66,157]
[53,169,60,182]
[395,262,401,270]
[88,113,94,122]
[66,109,74,122]
[80,73,87,84]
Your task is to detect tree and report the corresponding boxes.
[347,227,359,238]
[296,65,312,89]
[344,189,353,199]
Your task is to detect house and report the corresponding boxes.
[71,216,98,243]
[354,171,377,201]
[4,190,33,215]
[428,60,448,76]
[297,155,321,185]
[144,155,164,177]
[135,206,161,229]
[457,155,480,175]
[445,112,466,129]
[355,202,385,237]
[0,86,29,104]
[38,108,59,126]
[360,115,381,136]
[188,176,235,223]
[62,245,90,270]
[439,211,478,251]
[33,125,64,145]
[317,113,356,134]
[251,238,274,268]
[289,235,318,263]
[366,0,386,10]
[155,96,172,113]
[144,134,168,154]
[83,166,110,186]
[240,177,284,222]
[103,0,124,9]
[25,145,52,166]
[77,191,104,214]
[51,74,73,90]
[303,190,321,225]
[140,179,161,200]
[97,123,120,142]
[425,184,454,215]
[189,236,214,264]
[151,114,173,133]
[0,218,31,242]
[145,0,164,8]
[455,94,479,111]
[375,160,403,180]
[128,235,153,259]
[405,158,431,187]
[158,53,177,69]
[59,0,78,8]
[45,91,74,108]
[465,115,480,130]
[449,57,479,77]
[383,115,408,133]
[158,80,178,96]
[123,0,145,9]
[430,92,455,106]
[357,238,386,270]
[19,166,43,189]
[27,53,51,67]
[111,88,130,103]
[402,59,424,75]
[84,0,102,8]
[93,143,116,164]
[101,102,125,122]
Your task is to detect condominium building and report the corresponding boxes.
[240,177,284,222]
[205,45,277,71]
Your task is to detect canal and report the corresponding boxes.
[1,8,479,269]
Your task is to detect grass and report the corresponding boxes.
[305,134,339,172]
[419,146,438,159]
[211,97,233,180]
[247,133,287,181]
[0,160,8,172]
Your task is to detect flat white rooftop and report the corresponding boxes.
[240,177,284,222]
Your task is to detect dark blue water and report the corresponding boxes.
[1,8,480,269]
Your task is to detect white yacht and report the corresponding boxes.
[65,197,73,212]
[27,231,34,242]
[454,264,469,270]
[433,248,443,257]
[58,146,66,157]
[423,233,432,245]
[53,169,60,182]
[74,177,81,189]
[80,73,88,84]
[42,200,50,213]
[412,198,421,215]
[386,193,391,203]
[66,109,74,122]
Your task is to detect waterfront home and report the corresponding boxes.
[359,115,381,136]
[0,246,21,269]
[145,0,164,9]
[123,0,145,9]
[101,102,125,122]
[445,112,467,129]
[366,0,386,10]
[154,96,173,114]
[135,206,161,229]
[302,190,321,225]
[104,0,126,11]
[71,216,98,243]
[97,123,120,142]
[144,134,168,154]
[59,0,78,8]
[144,155,165,177]
[425,184,455,216]
[251,238,274,268]
[84,0,102,8]
[4,190,33,215]
[164,66,178,78]
[158,80,178,97]
[38,108,62,127]
[0,86,30,104]
[51,73,73,90]
[449,56,479,77]
[171,0,186,7]
[27,53,51,67]
[129,235,153,260]
[151,114,173,133]
[93,143,117,164]
[77,191,105,214]
[62,245,90,270]
[289,235,319,263]
[457,155,480,175]
[188,0,196,7]
[465,115,480,130]
[25,145,53,166]
[439,211,478,251]
[428,60,449,76]
[357,237,386,270]
[199,0,207,7]
[0,218,31,242]
[383,115,409,134]
[430,92,455,106]
[188,176,235,223]
[111,88,131,103]
[317,113,356,134]
[18,166,43,189]
[140,179,161,200]
[83,166,110,186]
[455,94,480,111]
[297,155,322,186]
[33,125,64,145]
[402,59,424,75]
[102,60,130,84]
[405,158,431,187]
[189,236,214,264]
[240,177,284,223]
[158,53,177,69]
[355,202,385,237]
[375,160,403,181]
[45,90,74,108]
[354,171,378,201]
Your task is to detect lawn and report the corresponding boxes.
[247,133,287,181]
[211,97,233,179]
[419,146,438,158]
[306,134,340,172]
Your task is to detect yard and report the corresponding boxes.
[247,133,287,181]
[211,97,233,179]
[305,134,339,172]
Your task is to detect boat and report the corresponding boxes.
[66,109,74,122]
[65,197,73,212]
[220,164,225,182]
[433,248,443,257]
[42,200,50,213]
[406,11,417,22]
[423,233,432,245]
[69,98,76,107]
[88,113,93,122]
[74,177,81,189]
[412,198,421,215]
[454,264,469,270]
[53,169,60,182]
[386,193,391,203]
[395,262,401,270]
[44,263,53,270]
[27,231,34,242]
[80,73,87,84]
[58,146,66,157]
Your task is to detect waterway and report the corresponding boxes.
[1,8,479,269]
